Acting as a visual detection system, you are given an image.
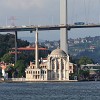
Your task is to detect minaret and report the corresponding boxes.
[60,0,68,54]
[35,28,39,68]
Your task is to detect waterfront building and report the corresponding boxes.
[1,63,6,77]
[25,48,74,81]
[10,45,50,56]
[80,64,100,76]
[0,62,14,78]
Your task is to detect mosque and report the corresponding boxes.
[25,29,74,81]
[25,48,74,81]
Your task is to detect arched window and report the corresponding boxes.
[52,61,55,69]
[41,70,43,74]
[70,71,72,73]
[57,62,59,69]
[38,75,39,79]
[43,71,44,74]
[61,59,64,70]
[36,75,37,79]
[69,66,72,70]
[62,64,64,69]
[57,74,59,78]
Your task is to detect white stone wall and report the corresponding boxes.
[26,68,49,81]
[25,50,72,81]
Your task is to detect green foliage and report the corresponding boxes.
[17,39,29,47]
[0,33,29,58]
[79,70,89,79]
[78,56,93,65]
[14,60,26,77]
[5,65,15,78]
[69,73,77,80]
[18,52,35,63]
[1,53,14,63]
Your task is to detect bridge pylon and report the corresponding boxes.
[60,0,68,54]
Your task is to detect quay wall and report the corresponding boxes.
[0,78,78,83]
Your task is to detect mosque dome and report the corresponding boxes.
[50,49,67,57]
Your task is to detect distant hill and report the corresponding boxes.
[68,36,100,63]
[19,37,35,43]
[19,37,45,43]
[36,36,100,63]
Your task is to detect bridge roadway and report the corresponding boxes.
[0,24,100,32]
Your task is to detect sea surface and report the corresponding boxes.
[0,81,100,100]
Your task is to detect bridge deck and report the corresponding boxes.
[0,24,100,32]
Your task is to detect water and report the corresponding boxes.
[0,81,100,100]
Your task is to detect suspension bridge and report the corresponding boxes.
[0,0,100,63]
[0,24,100,32]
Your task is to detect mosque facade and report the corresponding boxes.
[25,48,74,81]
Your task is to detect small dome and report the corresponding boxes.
[50,49,67,56]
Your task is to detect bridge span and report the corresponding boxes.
[0,24,100,32]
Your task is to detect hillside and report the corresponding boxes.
[0,33,29,58]
[68,36,100,63]
[1,34,100,63]
[39,36,100,63]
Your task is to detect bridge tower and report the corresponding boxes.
[60,0,68,54]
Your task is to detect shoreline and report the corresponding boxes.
[0,78,98,83]
[0,79,78,83]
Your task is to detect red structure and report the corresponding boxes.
[9,45,50,56]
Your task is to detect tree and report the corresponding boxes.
[0,33,29,58]
[79,70,89,80]
[1,53,14,63]
[78,56,93,65]
[14,60,26,77]
[73,56,93,80]
[5,65,15,78]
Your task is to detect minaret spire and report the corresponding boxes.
[35,28,39,68]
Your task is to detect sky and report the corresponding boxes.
[0,0,100,41]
